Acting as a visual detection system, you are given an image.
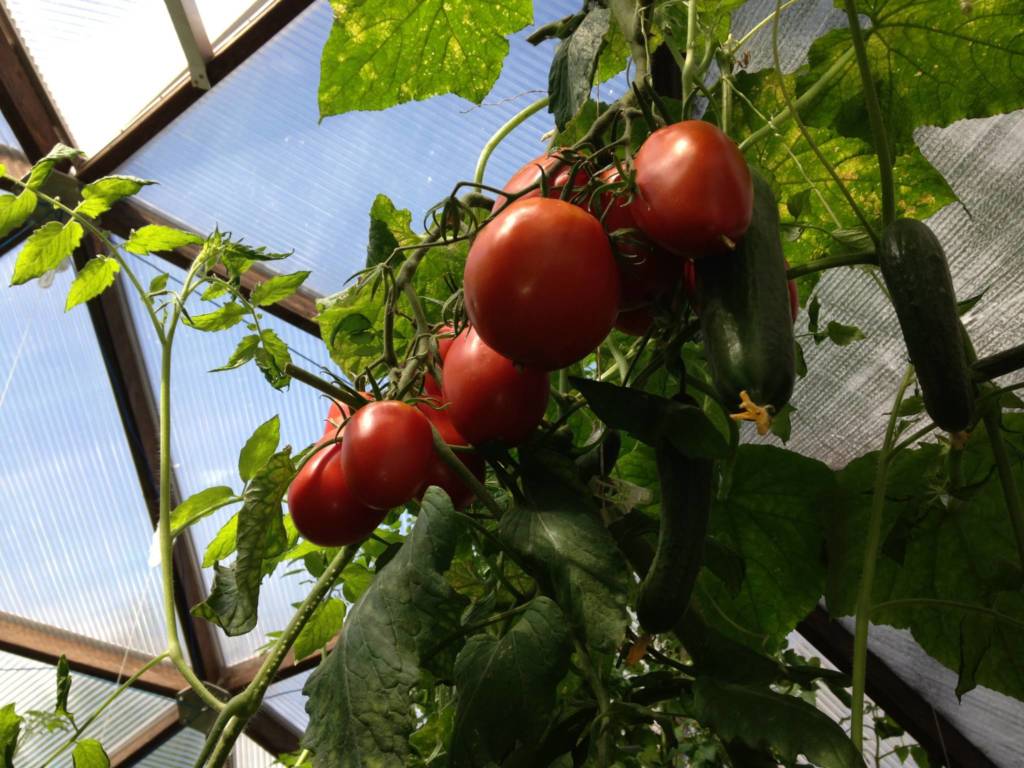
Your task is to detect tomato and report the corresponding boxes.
[630,121,753,257]
[615,305,654,336]
[442,328,550,446]
[341,400,434,509]
[288,443,385,547]
[423,325,456,398]
[683,259,699,313]
[492,153,589,212]
[464,197,620,370]
[417,401,486,509]
[323,400,351,438]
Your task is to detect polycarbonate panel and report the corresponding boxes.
[0,650,173,766]
[119,0,626,296]
[196,0,271,46]
[123,257,340,664]
[266,669,311,732]
[4,0,187,154]
[133,727,274,766]
[0,245,165,653]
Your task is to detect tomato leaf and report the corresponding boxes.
[691,678,862,768]
[74,175,152,219]
[366,194,417,268]
[825,320,865,346]
[0,704,21,766]
[71,739,109,768]
[65,256,120,311]
[238,415,281,484]
[203,513,239,568]
[571,377,729,459]
[26,144,83,191]
[211,333,260,373]
[548,8,610,130]
[0,189,38,238]
[55,656,72,718]
[123,224,202,255]
[293,598,346,661]
[249,270,310,307]
[318,0,533,118]
[301,488,467,766]
[185,302,247,332]
[450,597,571,767]
[254,328,292,389]
[10,220,84,286]
[171,486,236,537]
[499,505,630,653]
[193,449,294,635]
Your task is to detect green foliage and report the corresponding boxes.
[0,189,38,238]
[65,256,120,311]
[10,220,84,286]
[203,513,239,567]
[26,144,83,191]
[55,656,72,719]
[171,486,236,536]
[450,597,571,767]
[548,8,610,129]
[293,597,346,661]
[318,0,533,118]
[74,176,152,219]
[71,739,109,768]
[250,271,310,307]
[123,224,202,254]
[185,302,247,332]
[0,704,20,765]
[238,416,281,484]
[366,194,417,268]
[302,488,466,767]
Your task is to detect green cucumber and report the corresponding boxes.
[696,174,795,413]
[636,421,713,634]
[879,219,974,431]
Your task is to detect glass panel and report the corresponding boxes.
[0,244,165,654]
[266,670,311,732]
[119,0,625,296]
[0,650,173,767]
[196,0,273,47]
[4,0,187,155]
[123,256,339,664]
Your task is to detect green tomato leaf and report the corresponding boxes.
[71,739,110,768]
[0,189,38,238]
[74,175,152,218]
[595,15,629,83]
[301,488,467,767]
[211,333,261,373]
[123,224,202,255]
[293,598,346,661]
[341,562,374,603]
[148,273,169,294]
[254,328,292,389]
[0,704,21,766]
[571,377,729,459]
[698,445,835,651]
[55,656,71,717]
[366,194,417,268]
[186,302,247,332]
[239,415,281,483]
[193,449,294,635]
[500,505,630,652]
[203,513,239,567]
[318,0,533,118]
[691,678,862,768]
[10,220,84,286]
[548,8,610,130]
[249,271,310,307]
[450,597,571,767]
[171,486,236,537]
[65,256,120,311]
[825,320,865,346]
[26,144,83,190]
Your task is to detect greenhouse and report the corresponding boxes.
[0,0,1021,765]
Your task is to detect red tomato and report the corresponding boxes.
[423,326,456,398]
[323,400,351,438]
[683,259,699,314]
[630,121,753,257]
[464,197,620,370]
[492,153,589,212]
[416,401,486,509]
[341,401,434,509]
[442,328,550,446]
[615,306,654,337]
[288,443,385,547]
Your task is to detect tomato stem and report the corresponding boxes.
[284,362,368,410]
[784,249,877,279]
[850,364,915,752]
[681,0,699,113]
[431,426,505,517]
[472,95,550,186]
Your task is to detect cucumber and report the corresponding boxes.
[879,219,974,431]
[636,423,713,634]
[696,174,795,413]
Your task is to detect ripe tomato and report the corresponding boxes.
[464,197,620,370]
[323,400,351,438]
[288,443,385,547]
[341,400,434,509]
[442,328,550,446]
[423,325,456,398]
[492,153,589,212]
[417,401,486,509]
[615,306,654,336]
[630,121,753,257]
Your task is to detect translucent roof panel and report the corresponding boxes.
[119,0,626,296]
[266,669,311,732]
[0,650,173,766]
[137,727,275,767]
[123,257,340,664]
[4,0,187,155]
[197,0,273,47]
[0,246,165,654]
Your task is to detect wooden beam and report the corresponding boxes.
[0,611,185,697]
[245,704,302,757]
[79,0,317,183]
[109,708,183,767]
[219,638,334,694]
[798,607,996,768]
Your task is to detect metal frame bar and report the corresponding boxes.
[163,0,214,90]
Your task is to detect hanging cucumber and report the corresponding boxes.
[636,407,713,634]
[878,219,974,432]
[696,173,795,432]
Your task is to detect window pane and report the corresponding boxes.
[196,0,273,46]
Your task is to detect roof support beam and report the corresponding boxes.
[109,709,183,766]
[244,704,302,756]
[219,638,335,694]
[163,0,214,90]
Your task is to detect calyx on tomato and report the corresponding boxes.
[492,152,590,212]
[423,325,456,398]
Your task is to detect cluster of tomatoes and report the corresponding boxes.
[287,120,799,548]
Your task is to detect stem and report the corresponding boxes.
[573,635,612,765]
[739,48,856,151]
[842,0,895,226]
[681,0,699,111]
[431,426,504,518]
[872,598,1024,631]
[768,1,878,246]
[284,363,366,411]
[785,249,877,279]
[473,96,550,186]
[850,365,915,753]
[983,408,1024,570]
[891,421,937,454]
[206,716,245,768]
[720,70,733,136]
